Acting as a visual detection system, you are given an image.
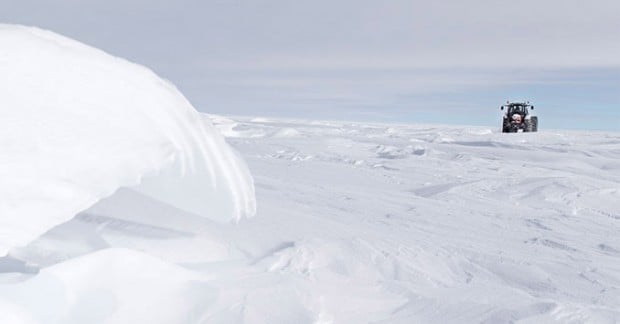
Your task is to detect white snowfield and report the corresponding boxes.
[3,112,620,323]
[0,25,256,256]
[1,25,620,324]
[207,117,620,324]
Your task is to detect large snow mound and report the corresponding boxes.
[0,25,255,255]
[0,248,212,324]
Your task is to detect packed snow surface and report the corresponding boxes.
[0,25,255,255]
[3,113,619,323]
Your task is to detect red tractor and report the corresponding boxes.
[501,102,538,133]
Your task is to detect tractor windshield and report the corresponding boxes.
[509,105,527,115]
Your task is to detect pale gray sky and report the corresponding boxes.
[2,0,619,130]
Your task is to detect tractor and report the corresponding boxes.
[501,102,538,133]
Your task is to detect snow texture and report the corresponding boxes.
[0,25,256,256]
[3,112,619,323]
[204,117,620,323]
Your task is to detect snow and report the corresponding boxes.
[0,25,255,255]
[1,25,620,324]
[4,114,617,323]
[217,118,619,323]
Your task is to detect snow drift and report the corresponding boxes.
[0,25,255,256]
[0,248,213,324]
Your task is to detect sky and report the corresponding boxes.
[1,0,619,130]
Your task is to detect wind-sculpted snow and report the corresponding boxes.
[206,117,620,323]
[0,248,212,324]
[2,114,619,322]
[0,25,255,256]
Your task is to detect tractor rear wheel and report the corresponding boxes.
[529,116,538,132]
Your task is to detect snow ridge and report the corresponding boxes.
[0,25,255,255]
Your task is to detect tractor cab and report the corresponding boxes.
[506,104,528,117]
[500,101,538,133]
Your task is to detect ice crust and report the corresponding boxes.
[0,25,255,255]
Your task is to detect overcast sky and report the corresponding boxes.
[2,0,619,130]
